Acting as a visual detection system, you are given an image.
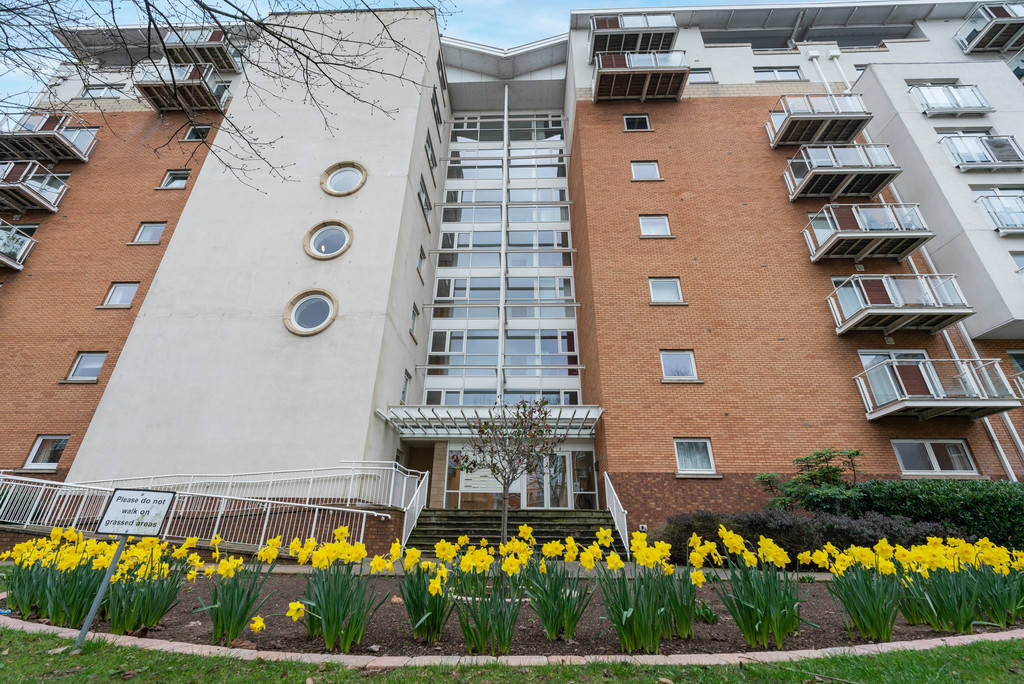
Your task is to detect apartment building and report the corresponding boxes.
[3,2,1024,538]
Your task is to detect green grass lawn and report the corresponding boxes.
[0,628,1022,683]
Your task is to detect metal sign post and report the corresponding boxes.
[72,488,175,654]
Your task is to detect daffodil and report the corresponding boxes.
[250,615,266,633]
[287,601,305,621]
[606,552,624,571]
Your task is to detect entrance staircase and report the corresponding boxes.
[406,509,626,556]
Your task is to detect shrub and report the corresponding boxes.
[855,479,1024,549]
[756,448,863,515]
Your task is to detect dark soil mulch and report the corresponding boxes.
[12,575,1020,656]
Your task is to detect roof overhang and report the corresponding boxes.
[382,405,603,439]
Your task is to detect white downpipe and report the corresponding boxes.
[806,52,834,97]
[829,50,853,92]
[496,83,510,404]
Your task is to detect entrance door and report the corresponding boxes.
[525,452,571,509]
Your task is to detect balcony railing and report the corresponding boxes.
[135,62,229,111]
[0,219,36,270]
[1012,52,1024,82]
[855,358,1020,420]
[0,112,97,162]
[977,194,1024,234]
[803,203,933,262]
[593,51,688,102]
[588,13,677,60]
[1014,371,1024,398]
[0,160,68,213]
[784,144,901,201]
[765,94,871,148]
[163,28,241,73]
[828,274,973,335]
[942,135,1024,170]
[909,84,993,117]
[954,3,1024,53]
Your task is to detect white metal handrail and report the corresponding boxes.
[766,93,868,140]
[0,472,388,550]
[787,144,897,183]
[0,219,37,266]
[955,4,1024,51]
[827,274,969,327]
[941,135,1024,167]
[854,358,1018,412]
[596,51,686,69]
[590,13,677,32]
[603,472,629,560]
[976,194,1024,231]
[74,461,425,511]
[0,160,69,207]
[401,471,430,546]
[909,84,992,114]
[1013,371,1024,398]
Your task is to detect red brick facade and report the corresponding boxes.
[0,109,217,477]
[568,95,1024,531]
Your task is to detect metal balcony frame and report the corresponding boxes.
[134,61,230,112]
[592,51,689,102]
[954,3,1024,53]
[827,274,974,335]
[976,194,1024,234]
[783,144,902,201]
[0,218,37,270]
[802,203,933,262]
[0,111,98,162]
[765,94,872,148]
[163,27,242,73]
[587,13,678,62]
[908,84,994,117]
[941,135,1024,171]
[0,160,68,213]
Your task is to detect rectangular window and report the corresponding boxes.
[418,176,432,218]
[624,114,650,131]
[410,305,419,335]
[417,247,426,275]
[68,352,107,380]
[160,170,190,189]
[755,67,802,82]
[425,131,437,169]
[25,435,69,469]
[631,161,660,180]
[674,438,715,473]
[183,125,211,141]
[649,277,683,303]
[103,282,139,307]
[1008,350,1024,373]
[436,54,448,90]
[431,88,442,126]
[891,439,977,475]
[688,69,714,83]
[661,350,697,379]
[401,371,411,404]
[639,215,671,236]
[81,84,123,98]
[133,222,166,244]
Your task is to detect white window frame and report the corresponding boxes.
[24,435,70,470]
[688,68,714,83]
[1007,349,1024,374]
[417,247,426,275]
[401,371,411,404]
[183,124,211,141]
[68,352,107,380]
[435,278,469,301]
[102,282,139,307]
[80,84,123,99]
[660,349,698,380]
[631,161,661,180]
[425,131,437,168]
[754,67,802,82]
[431,88,442,126]
[624,114,651,131]
[891,439,978,476]
[132,222,166,244]
[410,304,420,336]
[418,176,432,217]
[673,438,716,474]
[160,170,190,189]
[649,277,683,303]
[639,214,671,236]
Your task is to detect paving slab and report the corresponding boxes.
[585,654,637,664]
[498,656,548,666]
[631,655,676,665]
[460,655,498,665]
[407,655,462,666]
[546,655,587,665]
[366,656,412,669]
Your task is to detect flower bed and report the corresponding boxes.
[3,525,1024,656]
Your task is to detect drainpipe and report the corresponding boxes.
[828,49,852,92]
[497,84,509,405]
[806,51,834,97]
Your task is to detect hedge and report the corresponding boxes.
[855,479,1024,550]
[651,509,964,566]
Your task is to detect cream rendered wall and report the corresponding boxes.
[855,61,1024,339]
[69,10,443,480]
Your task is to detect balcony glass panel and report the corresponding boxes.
[856,358,1017,412]
[0,223,35,265]
[943,135,1024,165]
[979,195,1024,228]
[912,85,990,112]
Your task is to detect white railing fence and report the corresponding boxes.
[401,471,431,546]
[603,472,629,559]
[0,472,389,551]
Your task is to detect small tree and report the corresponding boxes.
[451,400,567,543]
[756,448,863,515]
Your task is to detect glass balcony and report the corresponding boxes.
[909,84,994,117]
[803,203,933,262]
[784,144,901,201]
[0,160,68,213]
[765,94,871,148]
[855,358,1021,420]
[134,62,229,111]
[977,194,1024,234]
[0,219,37,270]
[828,274,973,335]
[954,3,1024,53]
[0,112,97,162]
[593,51,688,102]
[942,135,1024,170]
[588,13,677,61]
[1011,52,1024,82]
[163,28,241,73]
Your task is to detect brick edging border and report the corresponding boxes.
[1,613,1023,669]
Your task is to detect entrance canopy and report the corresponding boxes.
[381,405,603,439]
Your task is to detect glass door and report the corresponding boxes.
[525,452,574,509]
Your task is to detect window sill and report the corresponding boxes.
[15,466,58,474]
[662,378,704,384]
[639,235,675,239]
[675,472,723,479]
[409,331,419,345]
[650,301,688,306]
[127,241,160,246]
[631,178,665,182]
[178,139,207,143]
[624,129,654,133]
[96,304,131,309]
[154,186,187,191]
[59,378,98,384]
[900,473,989,481]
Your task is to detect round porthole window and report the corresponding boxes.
[321,162,367,196]
[304,221,352,260]
[283,289,338,336]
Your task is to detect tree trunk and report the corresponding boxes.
[501,487,510,544]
